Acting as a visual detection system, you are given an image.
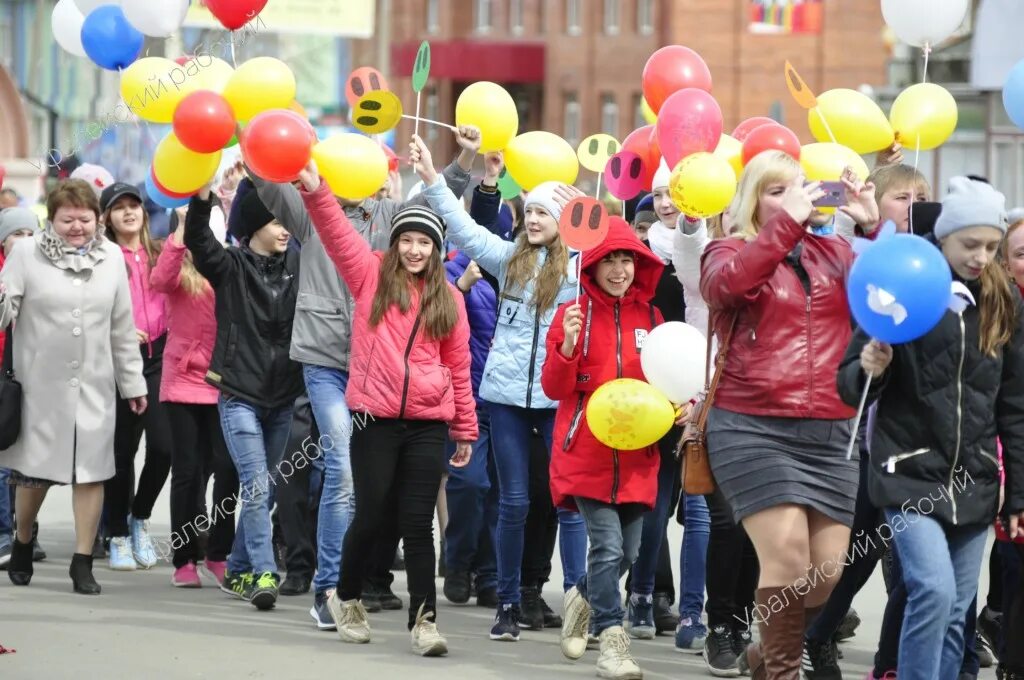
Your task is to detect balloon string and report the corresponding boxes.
[846,375,872,460]
[229,31,237,68]
[595,172,602,200]
[922,42,931,84]
[813,107,838,144]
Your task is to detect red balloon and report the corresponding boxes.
[732,116,777,143]
[622,125,660,192]
[656,88,723,168]
[741,124,802,165]
[150,169,193,200]
[204,0,269,31]
[642,46,713,115]
[241,110,316,183]
[382,144,400,173]
[174,91,237,153]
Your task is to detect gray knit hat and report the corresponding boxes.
[934,176,1008,240]
[0,207,40,244]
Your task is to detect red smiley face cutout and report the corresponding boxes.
[559,197,610,251]
[345,67,390,110]
[603,151,646,200]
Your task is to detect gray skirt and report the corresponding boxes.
[707,407,859,526]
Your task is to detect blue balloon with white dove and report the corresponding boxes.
[847,221,959,344]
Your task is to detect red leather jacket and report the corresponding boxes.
[700,212,856,419]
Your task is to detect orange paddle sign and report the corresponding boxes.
[785,61,818,110]
[559,197,610,251]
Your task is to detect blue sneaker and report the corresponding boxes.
[625,596,656,640]
[108,536,137,570]
[675,613,708,652]
[129,515,158,569]
[489,603,521,641]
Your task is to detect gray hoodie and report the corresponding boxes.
[252,158,471,371]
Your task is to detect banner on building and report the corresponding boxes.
[185,0,375,37]
[748,0,823,35]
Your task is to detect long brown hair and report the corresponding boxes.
[369,246,458,340]
[104,199,160,269]
[978,260,1018,357]
[504,231,569,314]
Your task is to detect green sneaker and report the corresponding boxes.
[250,572,279,611]
[220,572,255,601]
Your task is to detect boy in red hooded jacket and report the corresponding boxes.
[542,217,680,680]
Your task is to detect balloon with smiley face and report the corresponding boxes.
[577,134,622,173]
[352,91,403,135]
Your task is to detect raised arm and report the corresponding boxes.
[150,223,188,294]
[297,161,375,298]
[183,189,235,288]
[672,216,709,303]
[441,292,479,443]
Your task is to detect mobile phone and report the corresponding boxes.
[812,181,846,208]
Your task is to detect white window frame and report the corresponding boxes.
[426,0,440,35]
[604,0,620,35]
[567,0,582,36]
[601,94,619,136]
[565,93,581,146]
[637,0,654,35]
[510,0,524,35]
[474,0,491,34]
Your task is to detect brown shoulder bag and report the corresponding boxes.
[677,314,737,495]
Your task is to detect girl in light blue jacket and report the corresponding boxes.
[412,134,587,642]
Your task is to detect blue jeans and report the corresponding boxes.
[219,395,294,576]
[488,402,587,604]
[302,365,355,595]
[678,493,710,616]
[0,468,11,548]
[886,509,989,680]
[444,404,498,591]
[629,443,679,599]
[575,497,645,635]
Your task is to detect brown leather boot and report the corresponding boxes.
[759,585,805,679]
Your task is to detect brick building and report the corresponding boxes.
[352,0,889,165]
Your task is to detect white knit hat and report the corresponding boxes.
[69,163,114,199]
[652,159,672,191]
[934,176,1008,240]
[524,181,565,222]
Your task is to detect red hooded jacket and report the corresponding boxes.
[543,218,666,510]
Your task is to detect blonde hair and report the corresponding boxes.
[729,151,801,240]
[179,251,209,297]
[867,164,931,202]
[504,231,570,314]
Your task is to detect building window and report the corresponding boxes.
[510,0,524,35]
[632,93,645,130]
[426,0,440,34]
[637,0,654,35]
[564,92,581,146]
[425,87,441,143]
[601,94,619,137]
[475,0,491,33]
[567,0,582,36]
[604,0,620,35]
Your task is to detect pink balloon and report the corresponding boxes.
[604,150,647,200]
[656,88,723,168]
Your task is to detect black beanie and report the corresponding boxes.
[390,206,446,253]
[238,191,276,241]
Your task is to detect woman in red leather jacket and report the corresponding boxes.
[699,150,878,679]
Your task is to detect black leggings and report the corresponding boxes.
[338,418,446,629]
[105,339,173,537]
[704,486,759,630]
[164,402,238,568]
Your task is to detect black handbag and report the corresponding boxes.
[0,327,22,451]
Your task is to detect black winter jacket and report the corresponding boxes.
[838,277,1024,527]
[184,195,303,409]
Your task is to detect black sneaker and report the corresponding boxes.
[361,586,383,613]
[489,603,521,641]
[835,607,861,642]
[703,625,739,677]
[802,637,842,680]
[978,606,1002,658]
[250,572,279,611]
[976,631,996,668]
[477,586,499,608]
[731,625,752,657]
[0,541,10,570]
[365,582,403,611]
[221,572,255,601]
[519,586,544,630]
[444,570,471,604]
[279,573,311,596]
[309,591,336,631]
[653,592,676,634]
[539,594,562,628]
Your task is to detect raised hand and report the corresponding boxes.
[781,176,823,225]
[297,159,321,192]
[483,152,504,185]
[454,125,482,155]
[839,167,879,229]
[409,134,438,186]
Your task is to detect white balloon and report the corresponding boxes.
[123,0,190,38]
[881,0,970,48]
[74,0,118,14]
[52,0,87,58]
[640,322,707,404]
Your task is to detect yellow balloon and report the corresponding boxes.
[190,57,234,94]
[312,134,388,201]
[120,57,186,124]
[586,378,675,451]
[223,57,296,122]
[152,133,222,194]
[890,83,958,151]
[809,89,895,155]
[713,134,743,180]
[456,82,519,153]
[801,142,871,183]
[641,97,657,125]
[505,131,579,191]
[669,152,737,219]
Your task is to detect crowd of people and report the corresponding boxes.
[0,124,1023,680]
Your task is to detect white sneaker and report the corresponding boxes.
[129,516,158,569]
[108,537,137,571]
[327,593,371,643]
[410,603,448,657]
[560,586,592,660]
[596,626,643,680]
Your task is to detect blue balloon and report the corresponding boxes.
[80,6,144,71]
[847,233,952,344]
[1004,58,1024,131]
[144,172,190,210]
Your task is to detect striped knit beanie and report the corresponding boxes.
[390,205,446,253]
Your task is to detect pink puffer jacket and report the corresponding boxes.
[300,180,477,442]
[150,238,219,404]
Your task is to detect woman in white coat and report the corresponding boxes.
[0,179,147,594]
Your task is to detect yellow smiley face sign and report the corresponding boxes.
[577,134,622,173]
[352,90,403,135]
